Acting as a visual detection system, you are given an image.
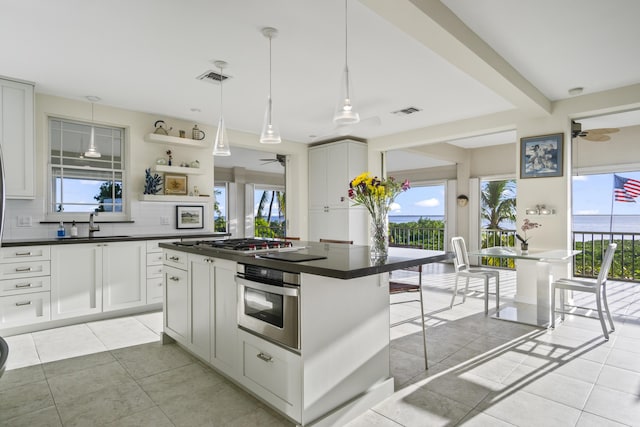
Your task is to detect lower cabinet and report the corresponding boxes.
[238,329,302,420]
[164,253,237,372]
[51,242,147,319]
[0,291,50,328]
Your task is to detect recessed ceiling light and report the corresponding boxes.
[568,87,584,96]
[190,108,201,113]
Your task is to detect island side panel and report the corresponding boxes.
[299,271,392,425]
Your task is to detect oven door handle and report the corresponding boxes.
[236,276,299,297]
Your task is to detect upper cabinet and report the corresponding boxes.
[308,140,367,210]
[0,78,35,199]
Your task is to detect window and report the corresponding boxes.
[214,183,227,232]
[254,186,285,238]
[49,117,126,218]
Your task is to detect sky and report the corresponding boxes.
[572,172,640,215]
[390,185,445,216]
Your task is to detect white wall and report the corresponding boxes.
[4,94,309,240]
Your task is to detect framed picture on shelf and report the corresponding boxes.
[520,133,564,179]
[176,205,204,229]
[164,174,188,195]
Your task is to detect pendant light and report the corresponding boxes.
[84,97,101,158]
[213,60,231,156]
[333,0,359,125]
[260,27,281,144]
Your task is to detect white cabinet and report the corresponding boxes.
[308,140,368,244]
[163,252,237,372]
[146,240,178,304]
[51,241,147,319]
[0,78,35,199]
[164,265,189,342]
[102,242,146,311]
[238,329,301,420]
[0,245,51,329]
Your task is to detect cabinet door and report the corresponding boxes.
[102,242,146,312]
[0,79,35,199]
[164,265,188,343]
[326,142,350,209]
[308,146,328,210]
[51,244,102,319]
[188,255,211,361]
[212,258,237,371]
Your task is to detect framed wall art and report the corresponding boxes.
[164,174,188,195]
[176,205,204,229]
[520,133,564,179]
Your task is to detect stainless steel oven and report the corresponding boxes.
[236,264,300,350]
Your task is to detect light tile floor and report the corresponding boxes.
[1,264,639,426]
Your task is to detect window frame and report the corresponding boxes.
[46,115,130,222]
[214,181,229,232]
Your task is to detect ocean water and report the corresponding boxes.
[391,215,640,233]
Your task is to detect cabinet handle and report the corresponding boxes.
[169,276,180,282]
[15,301,32,306]
[15,251,33,256]
[256,352,273,363]
[169,256,180,261]
[15,283,32,288]
[15,267,33,272]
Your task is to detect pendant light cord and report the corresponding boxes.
[269,34,273,107]
[219,65,223,113]
[344,0,350,99]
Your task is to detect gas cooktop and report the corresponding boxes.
[175,238,299,254]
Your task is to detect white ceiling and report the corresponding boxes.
[1,0,639,173]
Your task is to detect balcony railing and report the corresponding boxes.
[389,226,446,251]
[481,228,640,281]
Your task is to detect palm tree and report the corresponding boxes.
[481,180,516,229]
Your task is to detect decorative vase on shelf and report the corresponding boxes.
[369,208,389,261]
[520,242,529,255]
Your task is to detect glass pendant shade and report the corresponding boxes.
[260,96,281,144]
[260,27,281,144]
[84,101,101,158]
[333,0,359,125]
[213,115,231,156]
[84,126,101,158]
[213,60,231,156]
[333,64,359,125]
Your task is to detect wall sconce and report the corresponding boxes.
[525,204,555,215]
[457,195,469,207]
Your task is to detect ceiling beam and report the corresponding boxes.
[360,0,551,117]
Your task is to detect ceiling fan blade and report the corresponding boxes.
[582,133,611,142]
[586,127,619,135]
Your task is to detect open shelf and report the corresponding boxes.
[144,133,208,147]
[153,165,204,175]
[139,195,212,203]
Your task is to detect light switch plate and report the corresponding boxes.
[17,216,32,227]
[160,216,170,225]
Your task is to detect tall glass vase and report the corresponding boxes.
[369,208,389,261]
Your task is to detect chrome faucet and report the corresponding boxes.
[89,212,100,237]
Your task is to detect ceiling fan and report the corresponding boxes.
[571,120,620,142]
[259,153,286,167]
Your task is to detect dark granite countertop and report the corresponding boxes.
[160,240,452,280]
[1,232,231,247]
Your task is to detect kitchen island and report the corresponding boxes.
[160,240,450,426]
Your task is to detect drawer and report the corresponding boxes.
[0,291,51,329]
[147,239,179,253]
[147,252,164,265]
[147,265,164,279]
[147,277,163,304]
[163,249,188,270]
[0,246,50,263]
[241,333,301,407]
[0,261,51,280]
[1,276,51,296]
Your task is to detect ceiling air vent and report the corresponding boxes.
[392,106,422,116]
[196,70,231,84]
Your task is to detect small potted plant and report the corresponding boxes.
[516,218,541,254]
